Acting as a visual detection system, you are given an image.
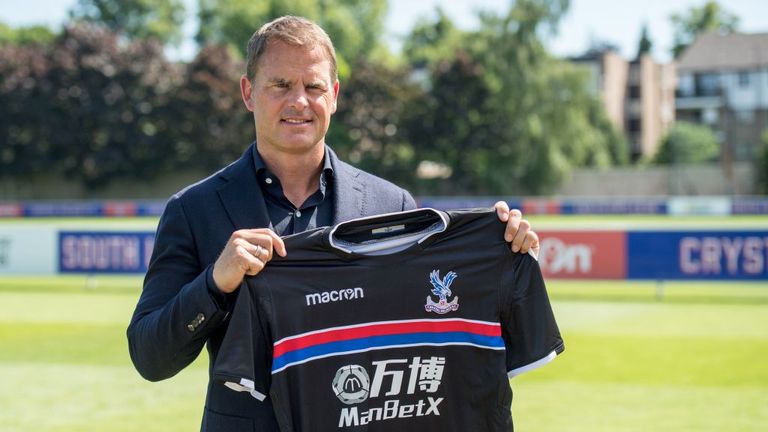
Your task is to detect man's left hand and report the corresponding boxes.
[494,201,540,258]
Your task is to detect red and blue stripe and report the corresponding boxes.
[271,318,504,373]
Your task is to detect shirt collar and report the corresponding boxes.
[252,145,335,190]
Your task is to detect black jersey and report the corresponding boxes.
[213,208,564,432]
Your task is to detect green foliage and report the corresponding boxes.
[330,59,423,183]
[69,0,187,45]
[636,23,652,58]
[0,23,250,188]
[195,0,388,68]
[171,45,253,171]
[0,22,57,45]
[402,0,626,195]
[670,0,740,59]
[653,122,719,164]
[402,9,464,68]
[0,0,635,195]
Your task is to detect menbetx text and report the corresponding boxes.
[338,397,443,427]
[306,287,364,306]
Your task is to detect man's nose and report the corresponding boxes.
[289,88,309,110]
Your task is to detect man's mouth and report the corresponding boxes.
[282,118,311,124]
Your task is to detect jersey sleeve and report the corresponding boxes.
[212,279,272,401]
[500,252,564,378]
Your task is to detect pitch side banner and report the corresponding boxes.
[538,231,627,279]
[58,231,155,274]
[627,231,768,280]
[0,227,58,274]
[537,230,768,280]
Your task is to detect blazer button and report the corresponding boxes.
[197,313,205,323]
[187,324,195,332]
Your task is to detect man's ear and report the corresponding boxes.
[331,80,340,114]
[240,75,255,112]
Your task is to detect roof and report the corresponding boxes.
[677,32,768,72]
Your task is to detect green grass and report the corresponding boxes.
[0,276,209,432]
[1,277,767,431]
[513,285,768,431]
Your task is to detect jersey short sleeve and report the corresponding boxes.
[212,281,272,401]
[500,252,564,377]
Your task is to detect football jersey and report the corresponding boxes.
[213,208,564,432]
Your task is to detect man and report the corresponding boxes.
[127,16,539,431]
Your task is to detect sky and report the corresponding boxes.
[1,0,767,62]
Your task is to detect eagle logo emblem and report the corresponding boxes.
[425,270,459,314]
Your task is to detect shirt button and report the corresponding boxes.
[295,210,302,218]
[265,177,273,185]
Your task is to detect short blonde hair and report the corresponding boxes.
[245,16,338,83]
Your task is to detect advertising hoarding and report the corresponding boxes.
[0,227,58,274]
[538,231,626,279]
[58,231,155,274]
[627,231,768,280]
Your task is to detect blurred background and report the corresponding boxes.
[1,1,767,431]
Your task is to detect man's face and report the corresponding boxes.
[241,40,339,157]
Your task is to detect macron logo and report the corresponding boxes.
[306,287,365,306]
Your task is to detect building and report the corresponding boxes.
[571,49,676,162]
[676,32,768,162]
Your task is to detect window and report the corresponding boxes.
[695,73,720,96]
[738,71,750,87]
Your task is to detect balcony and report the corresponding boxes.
[675,86,723,111]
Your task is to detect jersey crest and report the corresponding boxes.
[425,270,459,314]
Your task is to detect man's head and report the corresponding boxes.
[240,16,340,159]
[245,16,338,85]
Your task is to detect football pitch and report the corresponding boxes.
[1,276,766,431]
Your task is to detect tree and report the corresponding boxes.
[653,122,719,164]
[195,0,388,69]
[0,42,54,178]
[402,9,464,68]
[44,23,182,187]
[69,0,187,45]
[169,45,253,172]
[402,0,625,195]
[330,59,423,187]
[0,22,56,45]
[636,23,652,59]
[670,1,739,59]
[402,51,496,194]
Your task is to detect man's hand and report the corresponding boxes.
[212,229,287,293]
[494,201,540,258]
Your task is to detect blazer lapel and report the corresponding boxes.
[328,146,365,225]
[217,143,272,230]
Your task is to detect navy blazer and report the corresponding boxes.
[127,143,416,431]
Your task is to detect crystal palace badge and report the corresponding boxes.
[425,270,459,314]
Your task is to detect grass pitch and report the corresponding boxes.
[1,276,766,431]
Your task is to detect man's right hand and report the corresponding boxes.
[212,229,287,293]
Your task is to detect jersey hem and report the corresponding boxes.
[507,344,563,378]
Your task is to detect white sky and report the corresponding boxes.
[1,0,767,62]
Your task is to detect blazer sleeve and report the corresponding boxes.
[127,196,230,381]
